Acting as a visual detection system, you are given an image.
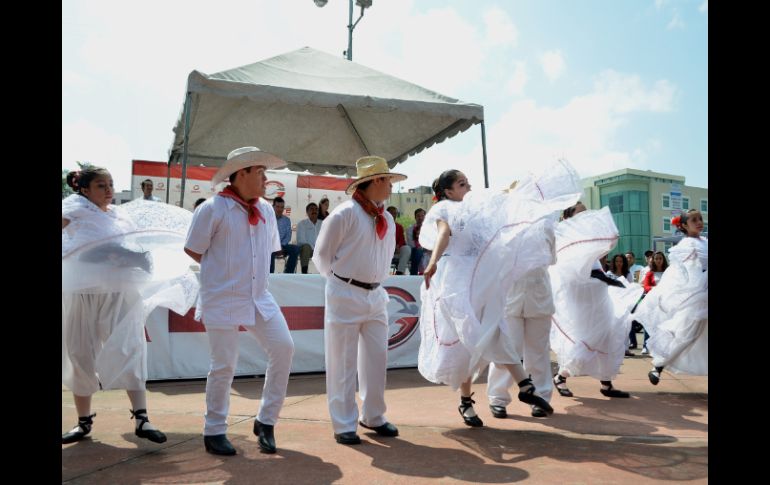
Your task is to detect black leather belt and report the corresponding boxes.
[333,272,380,290]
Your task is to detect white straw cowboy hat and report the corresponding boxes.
[211,147,287,186]
[345,156,407,195]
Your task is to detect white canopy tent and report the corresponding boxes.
[168,47,486,206]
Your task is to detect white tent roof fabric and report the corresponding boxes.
[169,47,484,176]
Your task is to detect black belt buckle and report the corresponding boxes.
[334,272,379,290]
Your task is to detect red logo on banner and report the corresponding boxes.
[264,181,286,200]
[385,286,420,350]
[156,182,165,190]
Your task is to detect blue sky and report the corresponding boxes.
[62,0,707,192]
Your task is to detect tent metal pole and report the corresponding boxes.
[337,104,370,156]
[481,120,489,188]
[180,91,192,208]
[165,156,172,204]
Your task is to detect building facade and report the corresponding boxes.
[582,169,708,255]
[387,185,434,221]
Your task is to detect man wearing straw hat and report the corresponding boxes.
[312,155,406,445]
[184,147,295,456]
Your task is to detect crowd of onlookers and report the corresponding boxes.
[600,250,670,356]
[266,197,429,275]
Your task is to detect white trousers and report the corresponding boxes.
[487,315,553,407]
[203,311,294,436]
[395,245,411,274]
[324,277,390,434]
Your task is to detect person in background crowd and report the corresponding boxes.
[139,179,161,202]
[297,202,323,274]
[269,196,300,274]
[406,208,426,275]
[387,206,411,275]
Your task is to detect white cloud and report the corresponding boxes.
[483,7,518,47]
[355,6,485,96]
[699,1,708,14]
[471,70,678,188]
[62,69,94,90]
[667,10,685,30]
[654,0,668,9]
[506,61,528,95]
[62,120,134,191]
[540,50,566,82]
[593,70,676,112]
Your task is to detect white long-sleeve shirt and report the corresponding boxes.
[184,195,281,326]
[312,199,395,284]
[296,218,323,249]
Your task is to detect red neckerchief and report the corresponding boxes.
[413,223,422,249]
[218,185,265,225]
[352,189,387,240]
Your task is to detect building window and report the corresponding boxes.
[703,222,708,235]
[664,242,672,252]
[663,217,671,232]
[608,194,623,213]
[700,199,708,212]
[662,194,671,209]
[682,197,689,210]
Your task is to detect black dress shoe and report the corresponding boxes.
[334,432,362,445]
[253,419,276,453]
[204,434,236,455]
[489,405,507,419]
[359,421,399,437]
[531,405,548,418]
[62,414,95,444]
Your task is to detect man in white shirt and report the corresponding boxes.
[312,156,406,445]
[138,179,161,202]
[184,147,295,456]
[296,202,323,274]
[626,251,646,283]
[637,250,654,283]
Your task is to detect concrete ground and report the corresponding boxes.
[62,347,707,484]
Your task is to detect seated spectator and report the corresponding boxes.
[387,206,411,275]
[406,208,426,275]
[318,197,330,220]
[270,196,299,273]
[296,202,323,274]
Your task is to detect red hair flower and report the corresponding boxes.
[671,216,681,227]
[432,195,439,202]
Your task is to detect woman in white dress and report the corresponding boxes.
[418,160,582,426]
[549,202,643,399]
[62,166,198,444]
[634,209,708,385]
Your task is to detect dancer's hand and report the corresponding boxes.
[423,262,437,289]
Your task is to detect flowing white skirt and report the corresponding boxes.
[634,258,708,375]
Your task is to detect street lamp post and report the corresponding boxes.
[314,0,373,61]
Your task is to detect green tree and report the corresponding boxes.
[62,169,73,199]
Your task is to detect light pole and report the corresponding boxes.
[314,0,373,61]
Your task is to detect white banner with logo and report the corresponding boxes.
[145,274,423,380]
